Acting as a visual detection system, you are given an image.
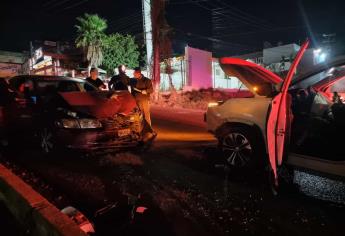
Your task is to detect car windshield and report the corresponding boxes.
[36,80,97,95]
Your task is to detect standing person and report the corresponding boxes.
[132,67,153,126]
[85,68,106,90]
[132,67,157,141]
[108,65,130,91]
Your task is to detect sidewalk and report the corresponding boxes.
[151,105,206,128]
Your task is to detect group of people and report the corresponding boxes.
[85,66,156,142]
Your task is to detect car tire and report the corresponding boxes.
[218,126,263,170]
[39,127,57,154]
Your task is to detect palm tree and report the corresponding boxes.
[75,13,107,68]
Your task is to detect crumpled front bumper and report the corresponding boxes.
[55,113,144,151]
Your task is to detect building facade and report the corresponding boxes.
[0,50,28,77]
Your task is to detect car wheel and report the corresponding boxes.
[39,127,56,154]
[219,126,262,169]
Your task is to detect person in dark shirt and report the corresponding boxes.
[132,67,154,126]
[85,68,106,90]
[108,65,130,91]
[131,67,157,142]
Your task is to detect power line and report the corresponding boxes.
[45,0,74,10]
[220,26,306,38]
[43,0,60,7]
[60,0,89,11]
[108,18,143,32]
[174,28,257,50]
[168,0,208,5]
[214,0,276,28]
[199,1,273,31]
[107,11,142,26]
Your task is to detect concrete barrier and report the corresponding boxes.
[0,164,87,236]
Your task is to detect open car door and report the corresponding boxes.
[266,40,310,187]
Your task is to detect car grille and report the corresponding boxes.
[101,113,142,133]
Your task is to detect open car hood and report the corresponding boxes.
[219,58,283,96]
[59,91,137,119]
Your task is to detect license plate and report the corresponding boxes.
[118,129,131,137]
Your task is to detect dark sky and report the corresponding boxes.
[0,0,344,56]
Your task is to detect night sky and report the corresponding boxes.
[0,0,344,56]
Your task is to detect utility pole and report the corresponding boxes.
[142,0,164,100]
[142,0,153,78]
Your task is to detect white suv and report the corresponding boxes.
[206,41,345,187]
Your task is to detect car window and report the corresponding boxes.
[36,81,83,94]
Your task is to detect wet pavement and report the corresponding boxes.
[0,116,344,235]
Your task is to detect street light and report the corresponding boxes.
[313,48,327,64]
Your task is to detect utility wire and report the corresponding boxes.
[198,1,272,31]
[214,0,276,28]
[60,0,89,11]
[174,28,257,50]
[107,11,142,27]
[42,0,60,7]
[44,0,74,10]
[220,25,306,38]
[108,19,143,32]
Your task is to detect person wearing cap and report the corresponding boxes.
[108,65,130,91]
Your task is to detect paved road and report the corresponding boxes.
[1,110,344,236]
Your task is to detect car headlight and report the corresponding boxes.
[78,119,102,129]
[57,119,80,129]
[57,118,102,129]
[208,101,224,108]
[208,102,219,108]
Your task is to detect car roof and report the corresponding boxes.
[10,75,86,83]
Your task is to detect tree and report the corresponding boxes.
[102,33,140,75]
[75,13,107,68]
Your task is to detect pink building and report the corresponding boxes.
[184,46,213,90]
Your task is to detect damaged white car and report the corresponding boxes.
[206,41,345,190]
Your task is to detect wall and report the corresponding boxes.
[263,44,300,65]
[185,46,213,89]
[160,57,186,91]
[212,59,245,90]
[0,50,27,77]
[0,63,22,77]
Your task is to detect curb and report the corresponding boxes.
[0,164,87,236]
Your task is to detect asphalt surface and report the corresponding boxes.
[0,113,344,236]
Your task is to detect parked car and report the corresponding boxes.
[2,75,144,153]
[206,41,345,190]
